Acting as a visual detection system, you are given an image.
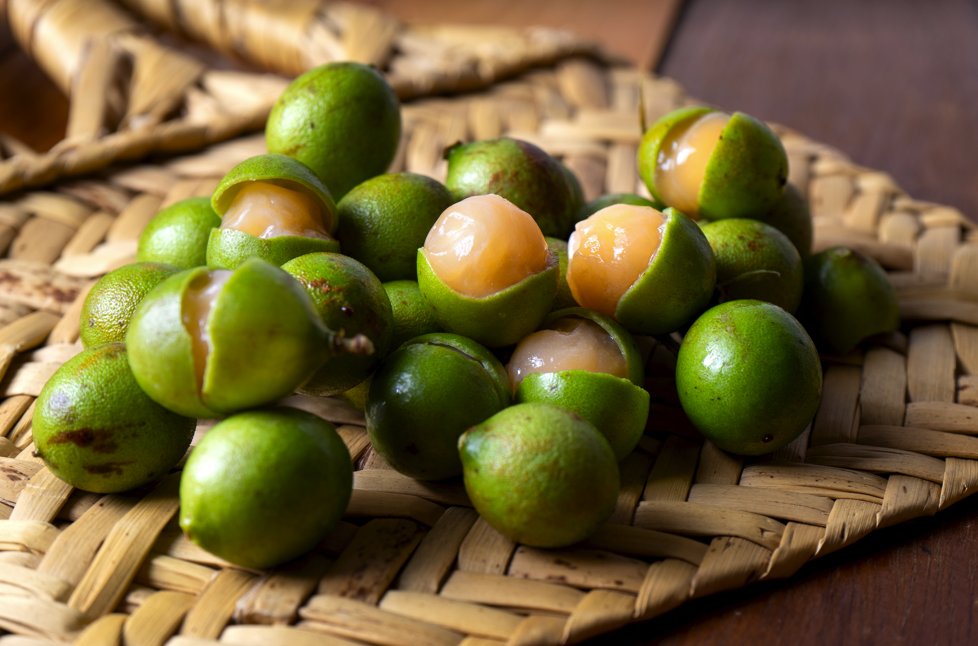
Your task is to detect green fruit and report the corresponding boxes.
[702,218,804,313]
[383,280,443,350]
[638,107,788,220]
[798,246,900,354]
[459,402,619,548]
[543,237,577,311]
[32,343,195,493]
[366,333,510,480]
[282,253,394,396]
[754,183,813,257]
[576,193,664,222]
[179,408,352,569]
[206,228,340,270]
[335,173,455,281]
[79,262,180,349]
[676,300,822,455]
[126,258,335,418]
[559,161,586,222]
[444,138,578,238]
[137,197,221,269]
[265,62,401,201]
[614,208,716,335]
[417,247,559,347]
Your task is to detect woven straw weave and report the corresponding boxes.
[1,8,978,646]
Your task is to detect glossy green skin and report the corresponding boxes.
[179,408,352,569]
[445,138,577,238]
[702,218,804,314]
[615,208,717,335]
[798,247,900,354]
[459,402,619,548]
[265,62,401,201]
[752,183,813,257]
[205,227,340,269]
[282,253,394,397]
[544,307,645,387]
[543,237,577,311]
[211,153,337,232]
[366,335,510,480]
[417,248,559,347]
[137,198,221,269]
[126,259,329,418]
[33,344,195,493]
[516,371,649,461]
[676,300,822,455]
[638,106,715,202]
[575,192,665,222]
[406,333,512,405]
[336,173,455,282]
[383,280,443,350]
[79,262,179,348]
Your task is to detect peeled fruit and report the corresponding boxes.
[207,154,339,269]
[137,197,221,269]
[444,138,578,238]
[79,262,180,349]
[638,107,788,221]
[676,300,822,455]
[567,204,716,335]
[417,195,559,347]
[366,333,510,480]
[798,246,900,354]
[459,402,619,547]
[265,62,401,201]
[32,343,196,493]
[179,408,352,569]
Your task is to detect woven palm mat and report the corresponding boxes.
[1,48,978,646]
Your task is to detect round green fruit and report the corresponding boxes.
[754,183,813,257]
[137,197,221,269]
[383,280,443,350]
[79,262,180,349]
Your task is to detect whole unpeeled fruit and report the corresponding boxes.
[179,408,352,569]
[676,300,822,455]
[79,262,180,349]
[459,402,619,547]
[137,197,222,269]
[32,343,196,493]
[383,280,442,349]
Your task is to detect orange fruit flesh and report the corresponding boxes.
[506,317,629,392]
[183,270,232,392]
[424,194,550,299]
[566,204,665,317]
[221,181,333,241]
[654,111,730,217]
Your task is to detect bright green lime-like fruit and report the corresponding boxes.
[79,262,180,349]
[459,402,619,548]
[513,308,649,460]
[754,183,813,257]
[137,197,221,269]
[638,107,788,221]
[265,62,401,201]
[179,408,352,569]
[543,237,577,311]
[677,300,822,455]
[383,280,443,350]
[576,193,665,223]
[798,246,900,354]
[282,253,393,396]
[126,258,345,419]
[336,173,454,282]
[417,248,559,347]
[444,138,578,238]
[702,218,804,313]
[32,343,195,493]
[366,333,510,481]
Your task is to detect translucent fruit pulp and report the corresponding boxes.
[655,111,730,217]
[506,317,629,392]
[183,270,232,391]
[221,182,332,240]
[424,194,550,299]
[566,204,665,317]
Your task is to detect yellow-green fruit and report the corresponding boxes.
[32,343,196,493]
[382,280,442,350]
[336,173,455,282]
[676,300,822,455]
[137,197,221,269]
[179,408,352,569]
[265,62,401,200]
[79,262,180,349]
[459,402,619,547]
[543,237,577,311]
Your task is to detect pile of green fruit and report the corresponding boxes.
[32,62,901,569]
